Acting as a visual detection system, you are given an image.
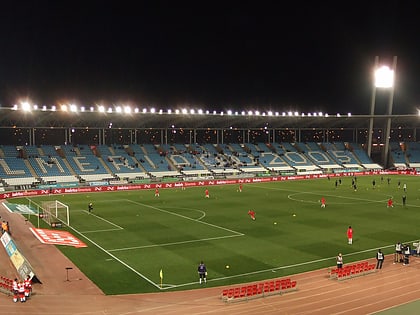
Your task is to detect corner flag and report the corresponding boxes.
[159,269,163,288]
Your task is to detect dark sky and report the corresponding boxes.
[0,1,419,114]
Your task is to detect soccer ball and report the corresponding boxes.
[226,265,230,269]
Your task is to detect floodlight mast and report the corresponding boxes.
[366,56,397,169]
[383,57,397,168]
[367,56,379,158]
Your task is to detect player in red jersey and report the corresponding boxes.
[205,189,209,198]
[248,210,256,220]
[155,188,160,197]
[347,226,353,245]
[387,198,393,208]
[24,275,32,298]
[320,197,326,208]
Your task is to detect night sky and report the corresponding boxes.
[0,1,419,114]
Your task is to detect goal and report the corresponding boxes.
[41,200,70,226]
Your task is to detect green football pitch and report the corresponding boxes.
[9,175,420,295]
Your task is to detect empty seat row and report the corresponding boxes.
[330,261,376,280]
[221,278,297,302]
[0,276,14,295]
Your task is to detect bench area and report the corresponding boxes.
[221,277,297,302]
[0,275,13,295]
[329,261,376,281]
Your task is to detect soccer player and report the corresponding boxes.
[155,188,160,197]
[320,197,326,208]
[248,210,256,220]
[18,280,26,302]
[24,275,32,298]
[12,278,18,299]
[197,261,207,284]
[387,198,393,208]
[88,203,93,213]
[238,183,243,192]
[347,226,353,244]
[205,189,209,198]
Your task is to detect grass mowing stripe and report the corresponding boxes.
[81,209,124,229]
[126,199,244,236]
[9,175,420,294]
[167,241,418,290]
[108,234,244,252]
[62,222,162,289]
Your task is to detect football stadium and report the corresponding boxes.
[1,102,420,314]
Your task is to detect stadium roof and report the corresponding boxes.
[0,107,419,130]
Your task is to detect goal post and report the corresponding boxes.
[41,200,70,226]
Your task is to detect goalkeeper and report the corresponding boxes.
[197,261,207,284]
[88,203,93,213]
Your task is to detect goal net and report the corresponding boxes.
[40,200,70,226]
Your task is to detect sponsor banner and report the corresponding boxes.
[0,231,13,248]
[10,249,25,270]
[89,181,109,186]
[30,228,87,248]
[5,239,18,256]
[0,232,37,281]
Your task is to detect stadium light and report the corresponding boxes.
[367,56,397,169]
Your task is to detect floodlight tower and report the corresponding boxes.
[366,56,397,169]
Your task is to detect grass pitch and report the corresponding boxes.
[10,175,420,294]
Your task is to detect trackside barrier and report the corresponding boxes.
[329,261,376,281]
[221,277,297,303]
[0,275,14,296]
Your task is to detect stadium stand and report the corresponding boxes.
[406,142,420,170]
[0,140,385,190]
